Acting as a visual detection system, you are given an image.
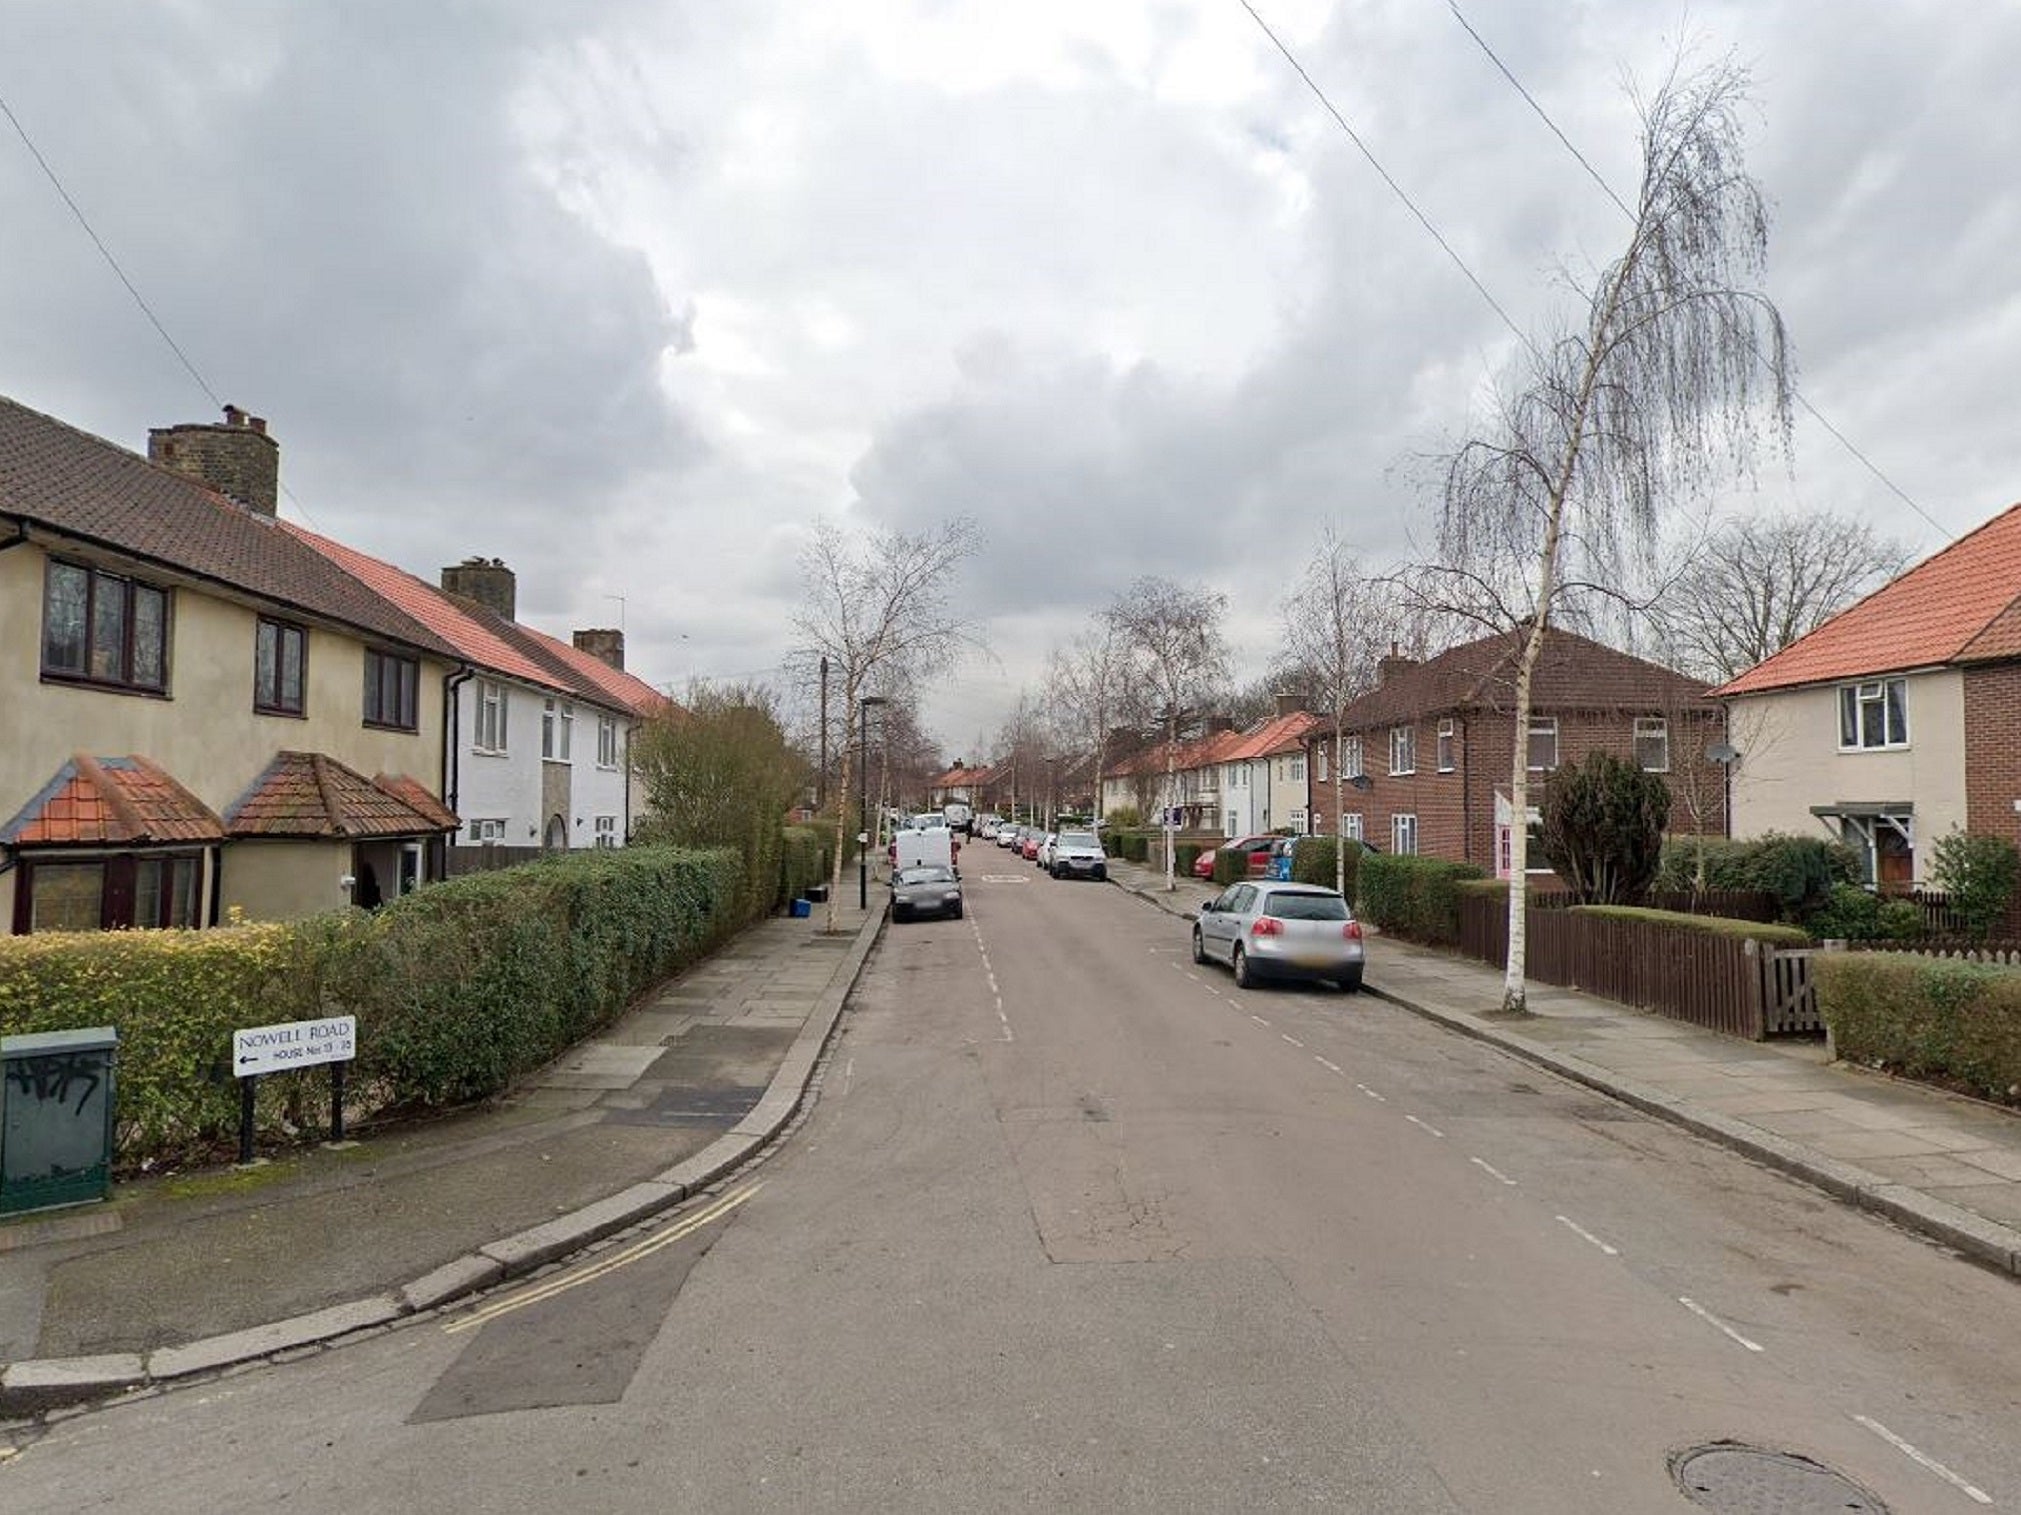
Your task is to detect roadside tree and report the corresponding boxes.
[1536,751,1670,905]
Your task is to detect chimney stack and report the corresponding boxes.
[440,557,517,621]
[148,405,279,516]
[1376,642,1418,685]
[573,628,625,671]
[1272,691,1309,717]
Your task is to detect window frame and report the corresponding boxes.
[1315,741,1329,783]
[597,715,621,769]
[594,815,618,849]
[474,679,509,754]
[1526,717,1559,772]
[468,818,507,844]
[1388,724,1416,776]
[1391,812,1419,856]
[1341,812,1364,841]
[542,697,574,762]
[14,852,204,934]
[1436,718,1456,773]
[1343,736,1364,779]
[1838,678,1909,751]
[1634,716,1670,773]
[253,615,308,717]
[363,648,420,732]
[40,557,171,696]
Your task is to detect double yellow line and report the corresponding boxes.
[443,1180,765,1335]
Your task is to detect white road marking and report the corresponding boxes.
[1355,1083,1387,1103]
[1185,973,1202,984]
[1469,1156,1516,1185]
[1405,1114,1446,1138]
[978,874,1028,884]
[986,973,999,995]
[841,1058,854,1098]
[1852,1415,1993,1505]
[1250,1014,1271,1027]
[1554,1215,1618,1256]
[1314,1057,1342,1074]
[1280,1034,1305,1048]
[1677,1297,1764,1353]
[997,1006,1013,1043]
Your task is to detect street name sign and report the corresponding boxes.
[232,1017,357,1078]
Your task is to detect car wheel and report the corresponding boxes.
[1191,927,1208,965]
[1092,867,1106,882]
[1232,945,1256,989]
[951,904,964,920]
[1336,968,1362,993]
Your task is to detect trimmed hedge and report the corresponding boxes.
[1360,855,1487,944]
[1816,952,2021,1105]
[1289,837,1362,900]
[1175,841,1206,877]
[1568,904,1810,946]
[780,824,830,905]
[1655,833,1860,920]
[0,846,747,1168]
[1210,846,1248,886]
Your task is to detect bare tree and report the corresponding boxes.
[1649,510,1911,681]
[793,516,982,931]
[1045,617,1147,823]
[1106,576,1231,890]
[1425,59,1794,1013]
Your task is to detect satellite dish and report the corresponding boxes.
[1705,740,1739,765]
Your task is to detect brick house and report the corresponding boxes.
[1717,501,2021,887]
[1304,627,1725,875]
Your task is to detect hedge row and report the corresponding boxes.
[1816,953,2021,1105]
[0,846,747,1167]
[1288,837,1362,899]
[1360,855,1487,944]
[781,824,831,903]
[1568,904,1811,947]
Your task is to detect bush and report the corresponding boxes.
[1210,846,1249,885]
[1115,830,1149,863]
[1876,898,1926,940]
[1804,884,1882,943]
[1537,752,1669,904]
[1358,855,1487,944]
[1105,805,1143,830]
[1175,842,1206,877]
[1289,837,1361,901]
[1569,904,1810,946]
[1932,829,2021,940]
[1816,953,2021,1105]
[780,824,829,906]
[1654,833,1861,921]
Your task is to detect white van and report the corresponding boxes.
[890,825,960,874]
[943,801,974,836]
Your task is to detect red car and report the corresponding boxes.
[1192,834,1278,879]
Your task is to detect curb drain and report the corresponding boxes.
[1671,1442,1888,1512]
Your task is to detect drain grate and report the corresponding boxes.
[1671,1443,1888,1513]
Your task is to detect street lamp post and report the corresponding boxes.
[859,695,887,910]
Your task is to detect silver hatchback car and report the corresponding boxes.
[1192,880,1364,991]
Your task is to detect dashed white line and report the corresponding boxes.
[1280,1033,1305,1048]
[1677,1297,1763,1353]
[1355,1083,1387,1103]
[1852,1415,1993,1505]
[1554,1215,1619,1256]
[1405,1114,1446,1138]
[1250,1014,1270,1027]
[1469,1156,1516,1185]
[1185,973,1202,984]
[996,1006,1013,1043]
[1314,1056,1342,1074]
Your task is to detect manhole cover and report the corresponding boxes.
[1672,1443,1887,1512]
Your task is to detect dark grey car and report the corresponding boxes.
[1192,880,1364,991]
[891,863,963,922]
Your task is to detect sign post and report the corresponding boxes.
[230,1016,358,1163]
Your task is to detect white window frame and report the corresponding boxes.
[542,697,574,761]
[1526,717,1559,772]
[1343,736,1364,779]
[1436,718,1455,773]
[1289,754,1305,782]
[1341,812,1364,841]
[1315,742,1329,783]
[475,680,508,754]
[1388,725,1416,776]
[597,715,620,769]
[1391,812,1419,855]
[594,815,618,849]
[469,817,507,843]
[1634,716,1670,773]
[1838,678,1909,750]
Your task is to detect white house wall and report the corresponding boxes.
[452,679,633,848]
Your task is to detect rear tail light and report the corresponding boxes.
[1343,921,1364,941]
[1252,917,1284,937]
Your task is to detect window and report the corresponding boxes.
[1388,725,1416,775]
[1316,742,1329,783]
[469,818,507,843]
[1391,812,1419,855]
[1226,809,1239,835]
[254,617,307,716]
[1341,812,1364,841]
[1634,717,1670,772]
[1527,717,1559,771]
[364,650,419,731]
[1289,808,1307,832]
[475,680,508,753]
[594,815,618,849]
[1343,736,1364,779]
[41,559,169,693]
[1839,678,1908,749]
[597,716,620,769]
[1436,719,1456,772]
[18,855,201,933]
[1289,754,1305,782]
[542,698,573,761]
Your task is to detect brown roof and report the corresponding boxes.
[226,751,458,839]
[1221,710,1321,760]
[1342,626,1710,730]
[1,754,226,847]
[0,396,452,657]
[1717,502,2021,695]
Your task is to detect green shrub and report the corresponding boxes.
[1655,833,1860,920]
[1875,898,1926,940]
[1115,830,1149,863]
[1288,836,1362,901]
[1569,904,1810,946]
[1804,884,1883,942]
[1816,953,2021,1105]
[1105,805,1143,830]
[780,825,829,905]
[1538,752,1669,904]
[1175,841,1206,877]
[1932,829,2021,940]
[1359,855,1487,944]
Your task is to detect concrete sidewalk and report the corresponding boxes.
[0,898,883,1415]
[1105,857,2021,1281]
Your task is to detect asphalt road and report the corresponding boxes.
[6,865,2020,1512]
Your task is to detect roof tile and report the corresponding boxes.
[226,751,458,839]
[0,754,226,846]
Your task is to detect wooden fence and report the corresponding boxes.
[445,844,548,876]
[1455,893,1821,1039]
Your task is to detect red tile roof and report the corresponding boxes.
[1,754,225,847]
[1717,502,2021,695]
[1221,711,1321,761]
[0,397,452,656]
[227,751,458,839]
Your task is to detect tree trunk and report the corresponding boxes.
[825,720,854,936]
[1333,710,1347,897]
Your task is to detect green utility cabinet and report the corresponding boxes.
[1,1028,118,1216]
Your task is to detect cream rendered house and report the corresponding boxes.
[0,398,459,930]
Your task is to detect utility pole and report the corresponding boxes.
[818,656,829,810]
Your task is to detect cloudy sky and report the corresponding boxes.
[5,2,2017,754]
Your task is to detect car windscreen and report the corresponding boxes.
[896,866,954,884]
[1262,892,1348,921]
[1058,832,1099,849]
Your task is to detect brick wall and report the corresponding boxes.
[1964,663,2021,843]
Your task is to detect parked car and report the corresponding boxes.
[1192,834,1279,880]
[1191,880,1364,991]
[1049,830,1107,881]
[891,863,964,922]
[978,817,1003,840]
[999,824,1024,850]
[1036,832,1059,868]
[1020,831,1045,862]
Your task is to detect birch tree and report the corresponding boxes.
[793,516,981,932]
[1045,617,1147,823]
[1105,576,1230,890]
[1427,59,1793,1013]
